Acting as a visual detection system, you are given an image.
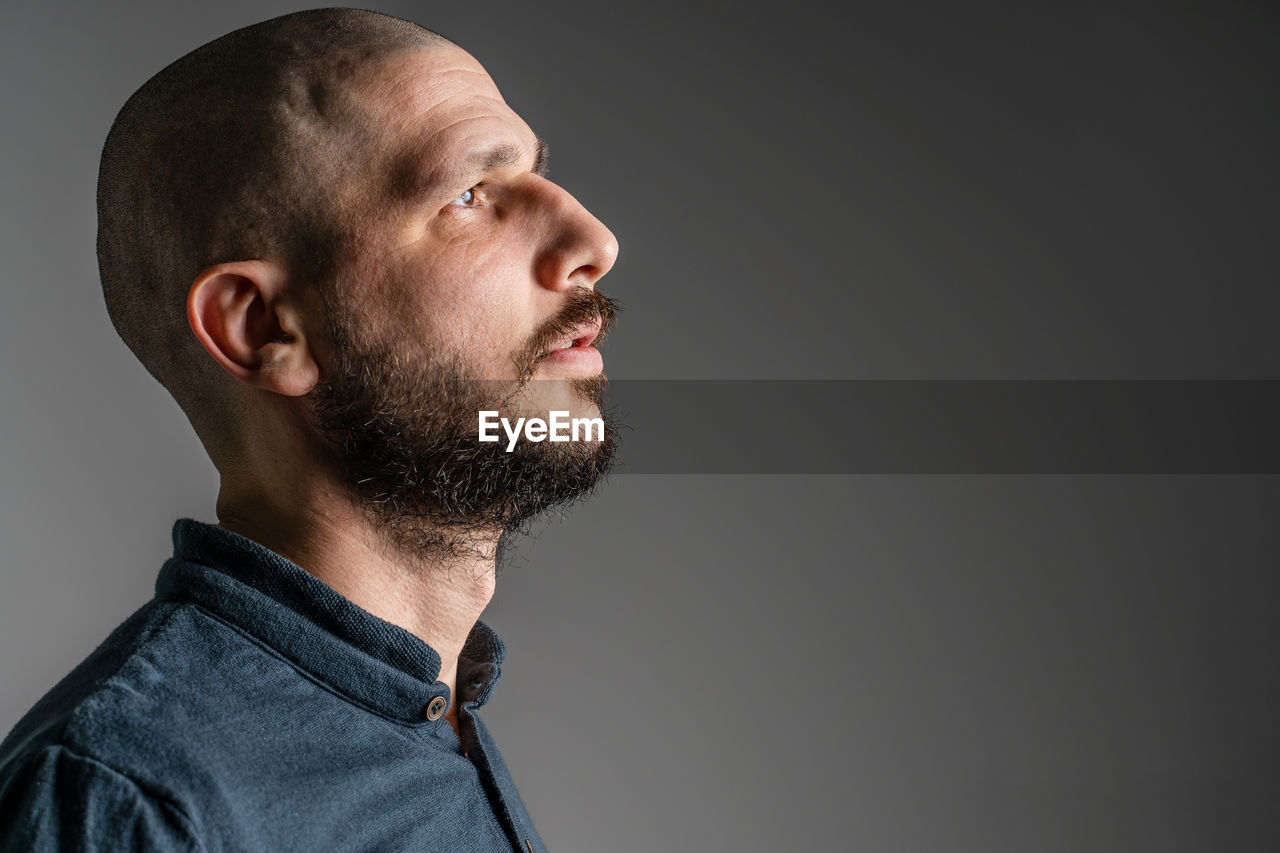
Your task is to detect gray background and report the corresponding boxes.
[1,1,1277,851]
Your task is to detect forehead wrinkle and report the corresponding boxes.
[326,55,481,176]
[393,116,543,201]
[366,60,502,133]
[374,87,505,141]
[345,51,538,205]
[392,112,508,193]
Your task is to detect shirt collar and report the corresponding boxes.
[155,518,505,724]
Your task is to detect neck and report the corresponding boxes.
[214,468,498,734]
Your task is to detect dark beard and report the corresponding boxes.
[308,288,620,563]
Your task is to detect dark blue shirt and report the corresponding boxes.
[0,520,545,852]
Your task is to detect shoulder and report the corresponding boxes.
[1,599,186,763]
[0,743,202,852]
[0,598,218,764]
[0,597,287,817]
[0,596,308,849]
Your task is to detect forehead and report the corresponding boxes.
[347,45,537,192]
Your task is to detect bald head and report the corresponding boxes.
[97,8,448,442]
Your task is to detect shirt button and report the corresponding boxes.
[424,695,449,721]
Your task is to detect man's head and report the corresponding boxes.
[98,9,620,558]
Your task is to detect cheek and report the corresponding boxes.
[430,246,530,349]
[380,239,536,374]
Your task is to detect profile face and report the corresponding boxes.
[304,41,622,546]
[321,42,620,419]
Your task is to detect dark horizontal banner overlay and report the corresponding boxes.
[597,381,1280,474]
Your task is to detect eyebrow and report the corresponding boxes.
[398,136,550,203]
[473,137,549,177]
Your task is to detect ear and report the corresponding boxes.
[187,260,320,397]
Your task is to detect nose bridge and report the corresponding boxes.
[531,175,618,290]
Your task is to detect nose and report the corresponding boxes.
[531,176,619,292]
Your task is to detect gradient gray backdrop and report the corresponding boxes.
[2,1,1277,851]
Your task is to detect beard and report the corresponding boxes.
[308,287,620,563]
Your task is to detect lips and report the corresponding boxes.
[517,288,619,381]
[541,318,603,359]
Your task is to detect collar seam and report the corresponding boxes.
[177,599,441,729]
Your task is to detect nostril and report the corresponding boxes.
[570,264,601,286]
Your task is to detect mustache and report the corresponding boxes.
[514,287,620,382]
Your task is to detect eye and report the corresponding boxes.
[450,186,482,207]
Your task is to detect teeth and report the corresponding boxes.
[560,342,574,349]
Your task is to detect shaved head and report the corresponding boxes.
[97,9,447,446]
[96,8,621,558]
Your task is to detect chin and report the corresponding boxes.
[514,376,606,422]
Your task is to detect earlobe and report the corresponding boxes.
[187,261,319,397]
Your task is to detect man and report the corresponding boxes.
[0,8,619,851]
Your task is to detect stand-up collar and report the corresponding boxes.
[155,519,505,724]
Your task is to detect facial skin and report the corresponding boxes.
[279,43,622,559]
[322,45,618,405]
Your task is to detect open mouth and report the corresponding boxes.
[541,319,603,358]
